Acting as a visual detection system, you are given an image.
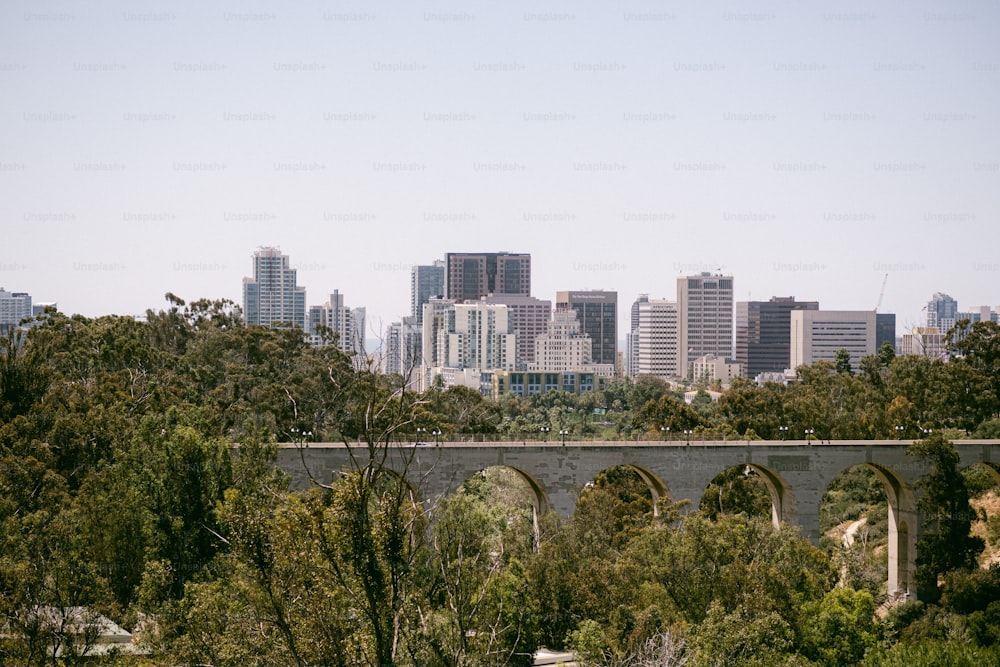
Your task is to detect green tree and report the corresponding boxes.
[799,588,878,665]
[835,348,853,375]
[908,432,985,602]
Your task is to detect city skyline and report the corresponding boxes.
[2,1,998,338]
[4,246,1000,343]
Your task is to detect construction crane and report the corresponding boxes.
[875,273,888,313]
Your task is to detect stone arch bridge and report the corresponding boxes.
[277,439,1000,601]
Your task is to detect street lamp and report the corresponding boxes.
[540,426,550,442]
[415,427,426,445]
[684,429,693,445]
[290,427,313,445]
[778,426,789,441]
[895,425,904,440]
[431,428,442,446]
[804,428,815,443]
[660,426,671,441]
[559,429,569,445]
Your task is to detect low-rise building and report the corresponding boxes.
[690,354,743,386]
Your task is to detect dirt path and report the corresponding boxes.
[842,517,867,548]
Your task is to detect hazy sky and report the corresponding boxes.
[2,0,998,340]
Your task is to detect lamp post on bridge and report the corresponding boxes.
[290,427,313,446]
[683,429,693,445]
[778,425,788,441]
[415,427,426,446]
[804,428,815,443]
[540,426,550,442]
[431,428,442,446]
[895,425,905,440]
[660,426,671,441]
[559,429,569,446]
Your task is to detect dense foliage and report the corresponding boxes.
[1,300,999,665]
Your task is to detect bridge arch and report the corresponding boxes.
[748,464,799,528]
[601,464,671,517]
[454,465,553,544]
[963,461,1000,484]
[863,462,917,600]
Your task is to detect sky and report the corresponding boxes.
[2,0,999,342]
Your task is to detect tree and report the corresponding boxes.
[835,348,853,375]
[799,588,878,666]
[908,432,985,602]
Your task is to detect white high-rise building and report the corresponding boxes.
[530,310,592,372]
[790,310,877,372]
[421,298,455,375]
[0,288,32,332]
[442,302,516,371]
[420,300,517,391]
[637,299,678,380]
[308,290,366,365]
[481,293,551,368]
[677,273,734,379]
[242,247,307,330]
[385,316,423,383]
[627,294,649,378]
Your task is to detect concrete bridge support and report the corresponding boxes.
[279,440,1000,603]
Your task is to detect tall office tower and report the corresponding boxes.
[735,297,819,378]
[790,310,877,372]
[385,316,423,381]
[555,290,617,368]
[677,273,734,379]
[445,252,531,301]
[242,247,307,330]
[636,299,678,380]
[530,310,592,371]
[0,288,32,333]
[308,290,366,363]
[876,313,896,352]
[436,302,517,371]
[926,292,959,332]
[481,294,551,368]
[410,260,445,324]
[627,294,649,377]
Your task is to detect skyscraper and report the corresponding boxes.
[385,316,423,383]
[627,294,649,378]
[876,313,896,352]
[308,290,366,363]
[481,294,551,368]
[445,252,531,301]
[242,247,307,330]
[677,273,734,379]
[410,260,445,324]
[637,299,678,380]
[530,310,593,372]
[926,292,959,332]
[735,297,819,378]
[555,290,617,368]
[435,302,517,371]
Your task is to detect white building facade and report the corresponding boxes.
[790,310,877,372]
[637,299,679,380]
